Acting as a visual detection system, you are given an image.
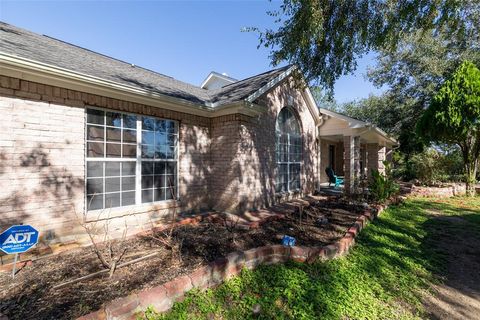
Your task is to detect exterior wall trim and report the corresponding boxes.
[0,53,265,118]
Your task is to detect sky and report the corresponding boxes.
[0,0,385,103]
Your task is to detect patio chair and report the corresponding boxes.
[325,167,344,189]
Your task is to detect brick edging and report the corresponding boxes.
[78,201,395,320]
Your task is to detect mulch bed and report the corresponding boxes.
[0,196,364,320]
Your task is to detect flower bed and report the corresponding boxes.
[0,196,367,320]
[77,202,393,320]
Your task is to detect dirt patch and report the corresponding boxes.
[422,213,480,320]
[0,197,363,320]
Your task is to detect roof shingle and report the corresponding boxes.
[0,22,291,107]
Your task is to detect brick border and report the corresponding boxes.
[78,200,399,320]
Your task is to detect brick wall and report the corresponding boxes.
[0,75,320,251]
[210,81,319,212]
[0,76,212,252]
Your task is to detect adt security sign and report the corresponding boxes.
[0,225,39,254]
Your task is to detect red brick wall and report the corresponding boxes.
[0,75,320,247]
[0,76,211,248]
[210,80,320,212]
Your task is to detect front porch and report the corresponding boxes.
[318,108,398,194]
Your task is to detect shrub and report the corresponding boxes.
[369,161,399,203]
[409,148,464,185]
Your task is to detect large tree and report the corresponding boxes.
[417,61,480,196]
[255,0,478,93]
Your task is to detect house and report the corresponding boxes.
[0,22,396,250]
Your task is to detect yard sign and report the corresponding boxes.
[0,225,39,278]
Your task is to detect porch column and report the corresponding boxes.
[344,136,360,194]
[366,143,386,177]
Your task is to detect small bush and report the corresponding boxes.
[369,161,399,203]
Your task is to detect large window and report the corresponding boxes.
[275,107,302,193]
[86,108,178,211]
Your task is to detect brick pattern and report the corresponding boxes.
[78,199,399,320]
[366,143,386,178]
[0,76,212,256]
[343,136,360,193]
[0,75,321,259]
[210,81,319,212]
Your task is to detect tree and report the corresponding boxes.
[417,61,480,196]
[254,0,476,92]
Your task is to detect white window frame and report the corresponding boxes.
[85,106,179,212]
[276,107,302,193]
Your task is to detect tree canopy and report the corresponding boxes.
[255,0,478,92]
[417,61,480,195]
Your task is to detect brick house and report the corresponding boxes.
[0,22,396,251]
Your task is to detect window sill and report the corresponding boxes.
[85,199,180,222]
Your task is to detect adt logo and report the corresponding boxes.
[0,225,39,254]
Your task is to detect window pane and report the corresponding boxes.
[142,189,153,203]
[122,191,135,206]
[166,146,175,159]
[123,129,137,143]
[106,128,122,142]
[154,175,165,189]
[154,162,165,175]
[142,118,155,131]
[122,177,136,191]
[87,162,103,177]
[141,145,154,158]
[166,121,175,134]
[289,164,301,190]
[165,187,175,200]
[155,145,166,160]
[87,178,103,195]
[155,120,166,132]
[142,162,154,175]
[142,175,154,189]
[166,162,176,175]
[87,125,104,141]
[123,114,137,129]
[87,194,103,210]
[106,112,122,127]
[105,162,121,176]
[154,188,166,201]
[106,143,121,157]
[105,177,120,192]
[87,109,104,125]
[167,134,176,146]
[122,162,136,176]
[142,131,154,145]
[105,192,121,208]
[87,142,104,157]
[123,144,136,158]
[155,131,167,145]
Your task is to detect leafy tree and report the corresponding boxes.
[254,0,476,92]
[417,61,480,196]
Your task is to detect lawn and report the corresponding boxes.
[144,196,480,320]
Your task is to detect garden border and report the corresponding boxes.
[78,199,400,320]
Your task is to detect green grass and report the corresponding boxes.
[144,197,480,320]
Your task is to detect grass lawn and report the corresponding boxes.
[144,197,480,320]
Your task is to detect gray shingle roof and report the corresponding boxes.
[0,22,291,107]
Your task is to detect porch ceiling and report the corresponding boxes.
[318,108,397,147]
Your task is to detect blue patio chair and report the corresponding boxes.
[325,167,344,189]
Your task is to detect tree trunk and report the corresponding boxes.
[465,160,477,197]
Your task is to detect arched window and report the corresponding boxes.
[276,107,302,193]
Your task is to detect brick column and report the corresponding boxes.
[366,143,386,178]
[344,136,360,194]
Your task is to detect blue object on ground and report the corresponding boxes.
[282,235,296,247]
